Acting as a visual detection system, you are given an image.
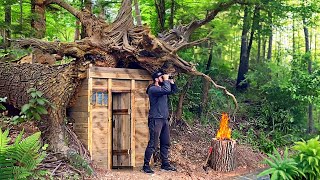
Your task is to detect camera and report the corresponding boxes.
[169,75,174,79]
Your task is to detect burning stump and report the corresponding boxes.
[208,113,236,172]
[210,138,236,172]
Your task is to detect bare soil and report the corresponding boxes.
[2,120,266,179]
[94,123,267,180]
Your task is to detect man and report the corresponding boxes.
[142,70,178,174]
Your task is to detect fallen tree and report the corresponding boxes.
[1,0,241,161]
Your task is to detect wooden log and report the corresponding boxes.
[210,138,236,172]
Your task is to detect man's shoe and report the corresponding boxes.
[160,164,177,171]
[142,165,154,174]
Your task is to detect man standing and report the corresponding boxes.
[142,70,178,174]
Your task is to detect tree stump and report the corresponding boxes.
[210,138,236,172]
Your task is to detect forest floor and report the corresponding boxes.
[94,123,267,180]
[3,120,267,179]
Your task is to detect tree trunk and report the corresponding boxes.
[262,37,266,61]
[169,0,174,29]
[247,5,259,59]
[236,7,250,90]
[200,45,213,116]
[155,0,166,32]
[176,76,194,121]
[19,0,23,33]
[292,14,295,55]
[0,62,84,154]
[4,2,11,49]
[267,11,272,61]
[74,20,80,41]
[134,0,142,26]
[209,138,236,172]
[81,0,92,38]
[31,0,46,38]
[303,18,314,134]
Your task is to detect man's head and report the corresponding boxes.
[152,70,164,84]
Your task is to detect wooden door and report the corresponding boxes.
[112,92,131,167]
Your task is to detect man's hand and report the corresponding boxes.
[169,79,174,84]
[162,74,169,80]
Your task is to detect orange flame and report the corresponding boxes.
[216,113,231,140]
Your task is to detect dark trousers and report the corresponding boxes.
[143,118,170,166]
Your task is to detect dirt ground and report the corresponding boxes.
[94,123,267,180]
[2,120,266,179]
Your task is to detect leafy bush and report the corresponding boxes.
[12,88,52,124]
[293,136,320,180]
[0,128,48,179]
[258,148,304,180]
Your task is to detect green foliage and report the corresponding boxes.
[12,88,52,124]
[68,150,94,176]
[293,136,320,180]
[0,97,7,111]
[0,129,48,180]
[258,148,304,180]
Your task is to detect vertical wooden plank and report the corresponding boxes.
[131,80,136,167]
[88,75,93,158]
[107,78,112,169]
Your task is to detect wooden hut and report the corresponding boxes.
[69,65,152,169]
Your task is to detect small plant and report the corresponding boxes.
[0,97,6,111]
[293,136,320,180]
[12,88,53,124]
[258,148,304,180]
[0,128,48,179]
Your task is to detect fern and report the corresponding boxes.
[0,128,48,180]
[258,148,304,180]
[293,136,320,180]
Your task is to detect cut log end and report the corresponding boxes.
[209,138,236,172]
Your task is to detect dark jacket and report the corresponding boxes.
[147,80,178,119]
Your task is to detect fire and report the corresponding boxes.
[216,113,231,140]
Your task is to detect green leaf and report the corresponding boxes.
[21,104,31,113]
[35,106,48,115]
[36,99,45,105]
[258,168,276,177]
[33,113,41,121]
[31,92,37,98]
[36,91,43,97]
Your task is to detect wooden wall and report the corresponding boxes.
[70,66,152,169]
[69,79,89,147]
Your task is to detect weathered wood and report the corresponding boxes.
[89,67,152,80]
[131,79,136,167]
[107,78,112,169]
[210,138,236,172]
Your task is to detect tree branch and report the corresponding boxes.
[159,0,245,50]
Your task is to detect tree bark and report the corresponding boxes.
[0,62,86,154]
[209,138,236,172]
[176,76,194,121]
[154,0,166,32]
[31,0,46,38]
[169,0,174,29]
[292,14,295,55]
[19,0,23,33]
[81,0,92,38]
[4,2,11,49]
[303,18,314,134]
[74,21,81,41]
[267,11,272,61]
[200,44,213,116]
[134,0,142,26]
[236,7,250,90]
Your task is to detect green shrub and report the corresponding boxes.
[0,128,48,179]
[12,88,52,124]
[258,148,304,180]
[293,136,320,180]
